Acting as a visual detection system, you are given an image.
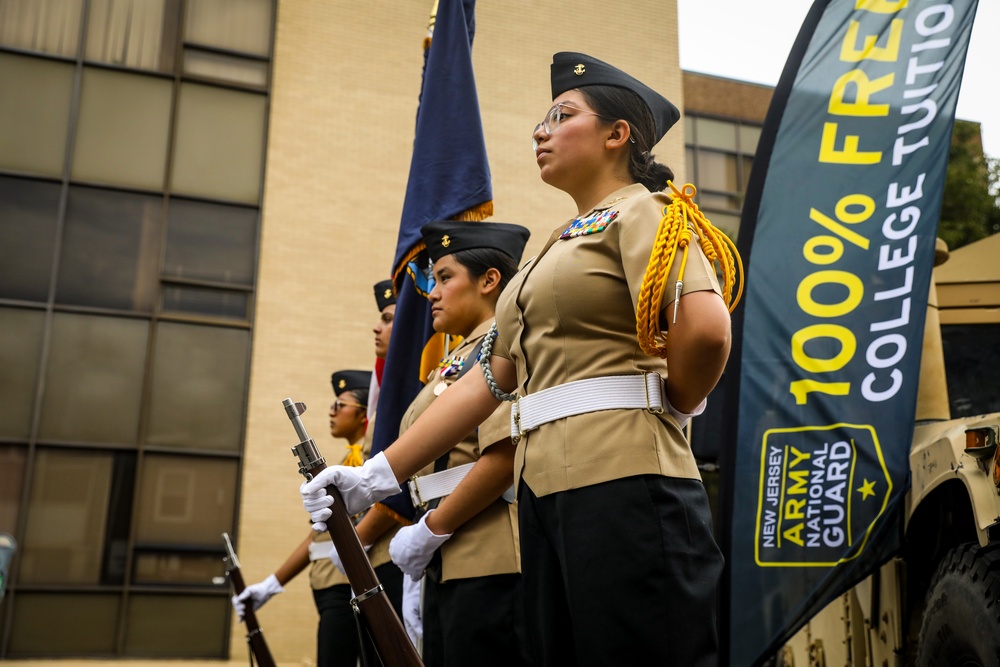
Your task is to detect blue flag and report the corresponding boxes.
[718,1,979,664]
[371,0,492,523]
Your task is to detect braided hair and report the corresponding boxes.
[580,85,674,192]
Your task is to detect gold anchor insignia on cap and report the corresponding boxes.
[383,288,392,299]
[574,64,586,76]
[441,234,451,248]
[338,379,346,389]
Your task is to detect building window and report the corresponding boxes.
[685,115,762,241]
[0,0,274,658]
[0,0,84,58]
[0,53,75,177]
[71,67,174,189]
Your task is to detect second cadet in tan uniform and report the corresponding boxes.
[387,220,532,667]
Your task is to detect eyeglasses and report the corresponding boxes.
[532,103,607,151]
[332,399,365,413]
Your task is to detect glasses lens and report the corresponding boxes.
[532,105,562,151]
[545,105,562,135]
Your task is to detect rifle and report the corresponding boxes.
[283,398,423,667]
[223,532,278,667]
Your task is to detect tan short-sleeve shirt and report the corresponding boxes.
[401,320,519,583]
[492,183,723,497]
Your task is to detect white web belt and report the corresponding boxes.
[308,541,331,561]
[510,373,665,443]
[408,462,515,508]
[408,462,475,508]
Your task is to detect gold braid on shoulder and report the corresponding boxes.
[636,181,744,358]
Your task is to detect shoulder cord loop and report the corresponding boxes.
[479,321,517,402]
[636,181,745,359]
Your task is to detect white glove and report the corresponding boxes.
[402,574,423,645]
[329,541,372,575]
[301,452,401,531]
[666,396,707,430]
[388,510,452,580]
[231,573,283,620]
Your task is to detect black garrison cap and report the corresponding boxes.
[420,220,531,264]
[331,370,372,396]
[373,279,396,311]
[550,51,680,144]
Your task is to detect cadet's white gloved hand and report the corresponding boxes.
[402,574,423,646]
[388,510,452,580]
[301,453,401,530]
[329,542,372,575]
[665,396,707,430]
[231,573,283,620]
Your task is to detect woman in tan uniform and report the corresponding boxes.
[302,52,739,667]
[387,219,531,667]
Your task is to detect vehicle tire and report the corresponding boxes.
[916,542,1000,667]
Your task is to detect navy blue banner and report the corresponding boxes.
[721,1,979,664]
[371,0,493,522]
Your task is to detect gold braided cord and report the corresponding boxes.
[342,443,364,467]
[636,181,744,358]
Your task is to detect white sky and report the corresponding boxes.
[677,0,999,158]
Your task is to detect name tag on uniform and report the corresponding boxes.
[559,209,618,239]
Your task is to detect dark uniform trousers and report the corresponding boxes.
[422,571,533,667]
[312,561,404,667]
[518,475,723,667]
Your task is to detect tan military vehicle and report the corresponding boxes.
[778,236,1000,666]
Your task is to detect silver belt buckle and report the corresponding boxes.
[408,476,427,510]
[511,395,524,444]
[644,372,665,414]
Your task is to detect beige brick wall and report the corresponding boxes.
[237,1,682,664]
[683,71,773,124]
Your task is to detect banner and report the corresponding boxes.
[720,1,979,664]
[370,0,493,522]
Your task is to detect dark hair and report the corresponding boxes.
[344,388,370,409]
[579,85,674,192]
[451,247,521,292]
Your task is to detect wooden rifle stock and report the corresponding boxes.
[284,398,423,667]
[223,533,277,667]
